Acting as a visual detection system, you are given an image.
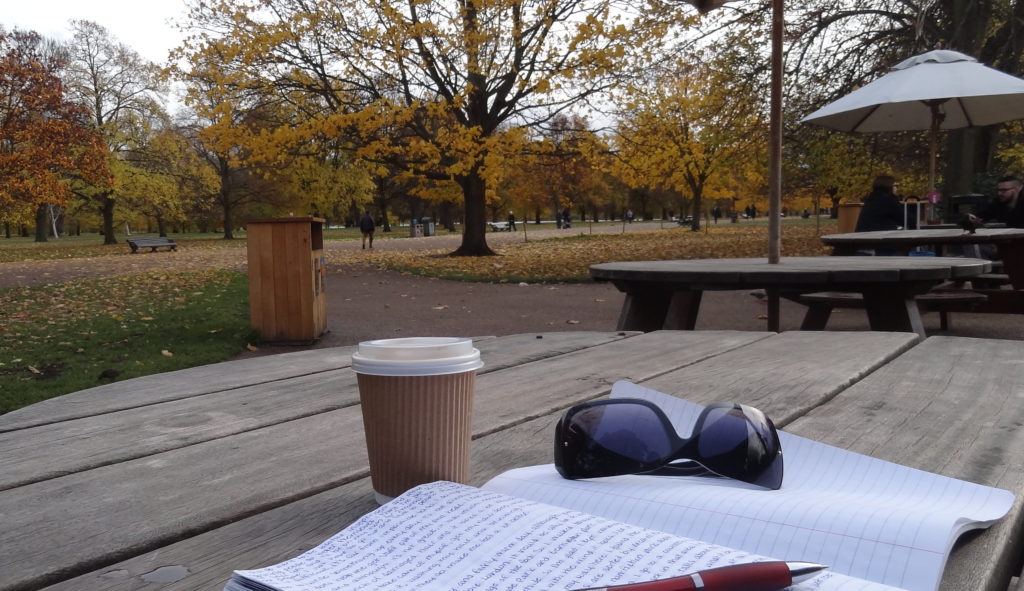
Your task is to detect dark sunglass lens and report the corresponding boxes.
[557,402,674,478]
[695,404,783,489]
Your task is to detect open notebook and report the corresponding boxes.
[224,381,1013,591]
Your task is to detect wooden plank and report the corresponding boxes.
[785,336,1024,591]
[639,331,919,426]
[0,333,628,488]
[38,412,569,591]
[36,331,918,591]
[0,346,359,432]
[0,331,768,591]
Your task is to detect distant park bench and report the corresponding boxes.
[487,221,515,232]
[127,237,177,254]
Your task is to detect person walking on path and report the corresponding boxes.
[360,211,376,249]
[507,211,517,231]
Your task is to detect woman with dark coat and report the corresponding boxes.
[855,175,903,232]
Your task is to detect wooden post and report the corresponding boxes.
[768,0,784,264]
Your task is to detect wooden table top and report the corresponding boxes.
[822,228,1024,246]
[2,331,1022,591]
[589,256,990,286]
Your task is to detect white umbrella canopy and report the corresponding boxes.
[801,49,1024,193]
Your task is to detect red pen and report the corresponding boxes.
[573,561,827,591]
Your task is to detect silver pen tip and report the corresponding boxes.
[787,562,829,584]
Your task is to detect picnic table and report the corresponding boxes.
[2,330,1023,591]
[589,256,990,335]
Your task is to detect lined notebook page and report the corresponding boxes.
[225,481,902,591]
[482,381,1014,591]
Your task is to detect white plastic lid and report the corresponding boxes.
[351,337,484,376]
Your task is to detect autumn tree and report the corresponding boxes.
[0,28,109,242]
[613,48,763,231]
[64,20,166,244]
[176,0,681,255]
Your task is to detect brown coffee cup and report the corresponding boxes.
[351,338,483,504]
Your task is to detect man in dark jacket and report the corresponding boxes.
[855,175,903,233]
[977,175,1024,228]
[359,211,376,249]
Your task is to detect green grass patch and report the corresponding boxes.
[0,270,256,414]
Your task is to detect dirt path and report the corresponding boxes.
[3,220,1022,358]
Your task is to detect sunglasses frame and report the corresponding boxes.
[554,398,784,490]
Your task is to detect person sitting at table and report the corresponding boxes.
[855,175,904,233]
[974,175,1024,228]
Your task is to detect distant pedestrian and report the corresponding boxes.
[561,209,571,229]
[711,206,721,224]
[507,211,517,231]
[626,209,634,223]
[359,211,375,249]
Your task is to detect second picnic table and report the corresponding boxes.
[589,256,990,335]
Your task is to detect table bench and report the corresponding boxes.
[3,331,1024,591]
[487,221,515,232]
[797,289,988,331]
[589,256,990,336]
[126,237,177,253]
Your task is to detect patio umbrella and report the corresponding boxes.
[801,49,1024,195]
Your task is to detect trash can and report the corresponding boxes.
[410,219,424,237]
[837,203,863,233]
[246,217,326,343]
[421,217,435,237]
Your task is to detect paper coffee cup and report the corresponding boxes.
[351,338,483,504]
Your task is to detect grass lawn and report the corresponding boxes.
[0,270,254,414]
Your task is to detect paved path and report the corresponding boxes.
[3,220,1022,359]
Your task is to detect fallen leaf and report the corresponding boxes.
[161,350,174,357]
[432,304,449,310]
[756,314,768,320]
[594,298,606,302]
[567,320,580,324]
[27,365,42,374]
[246,343,259,351]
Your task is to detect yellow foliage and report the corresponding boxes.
[347,223,836,282]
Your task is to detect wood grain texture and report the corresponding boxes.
[0,334,623,489]
[639,331,919,426]
[786,336,1024,591]
[7,331,1016,591]
[33,331,918,591]
[0,332,680,590]
[0,347,359,432]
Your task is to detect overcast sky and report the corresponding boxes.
[2,0,189,64]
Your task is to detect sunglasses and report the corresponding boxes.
[554,398,784,490]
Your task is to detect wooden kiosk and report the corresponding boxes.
[246,217,326,343]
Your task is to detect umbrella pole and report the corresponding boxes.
[927,102,943,224]
[768,0,783,264]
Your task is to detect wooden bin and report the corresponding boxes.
[246,217,326,343]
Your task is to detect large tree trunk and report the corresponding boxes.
[222,189,235,240]
[452,170,495,256]
[102,196,117,244]
[34,204,48,243]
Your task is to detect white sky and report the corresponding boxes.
[2,0,189,64]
